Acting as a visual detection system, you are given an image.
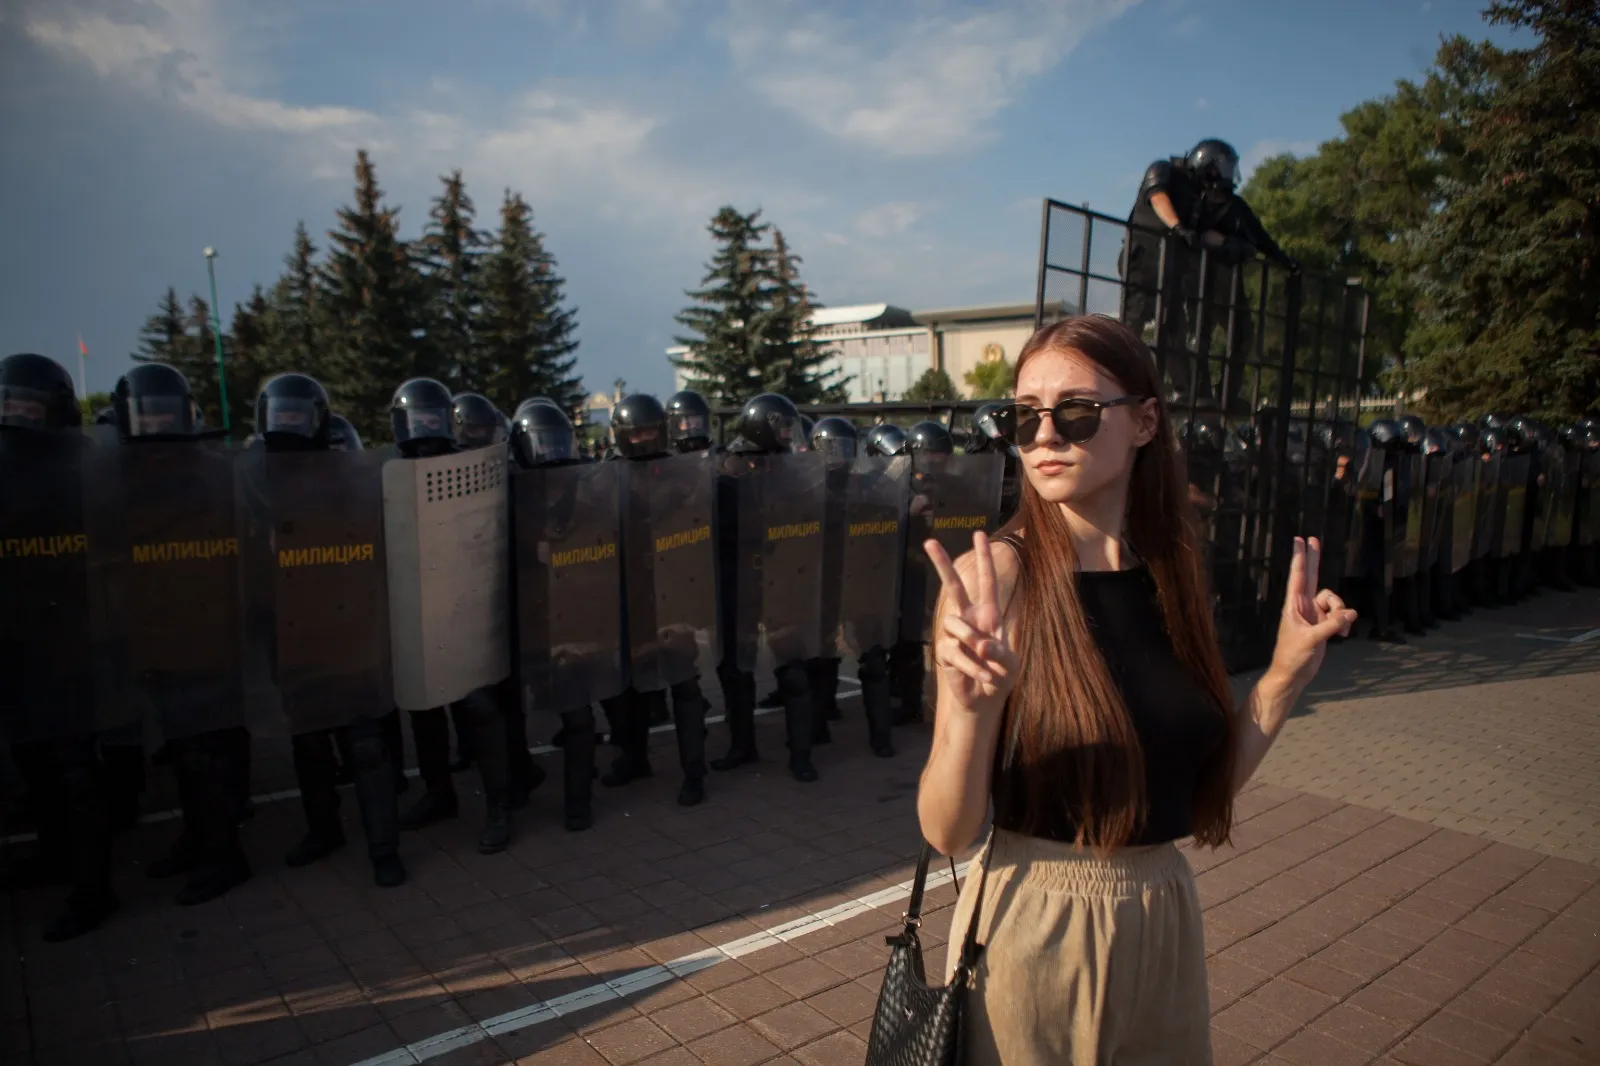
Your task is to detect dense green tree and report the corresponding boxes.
[226,286,275,435]
[264,221,323,379]
[964,358,1014,399]
[904,367,959,402]
[1403,0,1600,420]
[672,206,775,406]
[131,287,187,366]
[476,191,583,417]
[78,391,112,425]
[419,170,486,391]
[761,229,847,403]
[318,150,432,439]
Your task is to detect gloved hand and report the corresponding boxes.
[1171,224,1200,251]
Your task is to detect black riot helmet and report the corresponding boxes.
[665,390,712,453]
[797,414,816,451]
[255,372,330,450]
[1449,421,1480,453]
[326,414,363,452]
[1187,138,1240,199]
[907,420,955,456]
[967,402,1006,453]
[1179,417,1223,455]
[0,352,81,433]
[1368,418,1404,450]
[1480,427,1506,455]
[611,393,670,459]
[1503,416,1533,453]
[390,377,456,457]
[864,422,908,457]
[735,393,801,454]
[1558,424,1586,451]
[93,406,115,426]
[1399,414,1427,450]
[452,392,507,450]
[113,362,196,441]
[511,399,577,468]
[1480,411,1514,433]
[810,416,858,462]
[1423,427,1450,456]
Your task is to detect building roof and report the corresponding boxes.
[911,300,1065,325]
[809,303,916,329]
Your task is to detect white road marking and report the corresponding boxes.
[1515,628,1600,645]
[348,857,969,1066]
[2,684,871,846]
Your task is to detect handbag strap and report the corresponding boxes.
[955,834,995,969]
[903,841,960,927]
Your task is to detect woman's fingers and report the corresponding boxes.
[1304,538,1323,600]
[941,613,1003,665]
[936,636,997,687]
[924,538,973,614]
[972,531,998,610]
[1314,589,1346,617]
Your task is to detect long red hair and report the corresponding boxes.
[998,315,1236,849]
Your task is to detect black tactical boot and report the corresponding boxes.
[677,776,706,807]
[175,857,250,906]
[371,855,406,888]
[477,798,511,855]
[147,834,201,879]
[285,827,346,868]
[789,756,819,784]
[399,788,458,830]
[43,894,117,943]
[601,756,652,788]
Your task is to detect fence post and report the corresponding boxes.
[1033,200,1052,332]
[1267,270,1304,622]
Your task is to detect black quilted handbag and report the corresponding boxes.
[864,840,991,1066]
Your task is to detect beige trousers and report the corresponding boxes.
[944,830,1211,1066]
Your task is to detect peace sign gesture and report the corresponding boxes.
[1267,536,1358,696]
[925,531,1018,715]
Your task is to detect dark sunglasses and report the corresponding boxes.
[991,395,1143,447]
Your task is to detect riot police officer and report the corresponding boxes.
[712,393,820,782]
[666,390,713,453]
[1365,418,1407,642]
[389,378,515,853]
[1121,138,1298,416]
[864,422,908,458]
[326,414,363,452]
[599,393,713,805]
[966,402,1021,523]
[0,352,119,940]
[509,399,602,830]
[110,363,254,905]
[892,421,956,723]
[255,373,407,887]
[451,391,544,805]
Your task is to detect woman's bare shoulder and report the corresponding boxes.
[949,531,1023,609]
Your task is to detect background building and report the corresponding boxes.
[668,299,1069,402]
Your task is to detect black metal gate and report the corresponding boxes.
[1035,199,1372,670]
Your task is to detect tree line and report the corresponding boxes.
[130,152,581,441]
[1244,0,1598,422]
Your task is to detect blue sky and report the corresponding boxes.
[1,0,1519,402]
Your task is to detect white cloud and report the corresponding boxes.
[854,201,930,239]
[722,0,1140,157]
[1239,138,1318,184]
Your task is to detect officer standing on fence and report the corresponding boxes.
[388,378,515,853]
[256,373,407,887]
[1121,138,1298,416]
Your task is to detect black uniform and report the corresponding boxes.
[600,393,711,806]
[256,373,406,888]
[0,353,118,941]
[389,379,514,855]
[1122,139,1295,415]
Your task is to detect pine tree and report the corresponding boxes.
[477,190,583,417]
[419,171,486,391]
[672,206,775,406]
[1403,0,1600,420]
[762,229,847,403]
[318,150,432,439]
[265,221,324,378]
[132,287,188,366]
[226,286,274,435]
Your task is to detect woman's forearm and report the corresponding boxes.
[918,704,1004,856]
[1231,670,1300,793]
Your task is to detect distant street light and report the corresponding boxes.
[203,247,231,432]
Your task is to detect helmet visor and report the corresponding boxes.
[669,412,708,442]
[816,436,856,462]
[124,395,192,438]
[393,406,452,442]
[515,426,575,466]
[456,420,504,448]
[618,423,664,452]
[263,396,320,439]
[0,385,53,431]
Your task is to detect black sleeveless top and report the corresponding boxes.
[991,564,1228,846]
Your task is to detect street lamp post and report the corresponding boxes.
[203,247,231,432]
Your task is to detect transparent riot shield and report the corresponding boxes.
[818,461,850,658]
[755,452,827,666]
[620,452,717,691]
[515,462,627,716]
[1473,452,1502,561]
[383,448,510,710]
[1420,454,1449,574]
[1578,451,1600,549]
[1450,457,1477,573]
[838,455,912,658]
[1396,453,1424,579]
[1552,452,1579,550]
[1342,448,1380,582]
[104,441,248,741]
[0,437,105,743]
[900,453,1005,643]
[246,450,393,735]
[1528,452,1553,552]
[1496,454,1531,559]
[1317,448,1359,592]
[717,453,763,674]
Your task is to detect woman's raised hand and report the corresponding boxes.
[1267,536,1358,697]
[925,531,1018,714]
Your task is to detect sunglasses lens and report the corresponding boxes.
[1053,402,1102,444]
[997,405,1041,447]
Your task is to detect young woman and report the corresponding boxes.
[919,316,1354,1065]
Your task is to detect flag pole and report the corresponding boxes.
[76,334,87,399]
[203,247,231,432]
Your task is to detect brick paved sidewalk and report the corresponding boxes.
[4,598,1597,1066]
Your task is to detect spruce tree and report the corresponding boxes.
[318,150,431,439]
[227,286,274,436]
[1403,0,1600,419]
[762,229,847,403]
[672,206,775,406]
[477,191,583,417]
[265,221,324,378]
[132,287,188,366]
[180,294,223,427]
[419,171,486,391]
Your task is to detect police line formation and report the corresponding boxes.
[0,350,1008,943]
